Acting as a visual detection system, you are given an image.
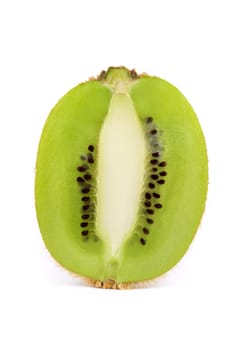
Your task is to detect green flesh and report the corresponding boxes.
[35,67,208,284]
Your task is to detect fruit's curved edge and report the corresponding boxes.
[38,211,207,289]
[37,245,156,289]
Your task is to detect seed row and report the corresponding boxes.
[139,116,168,246]
[76,144,96,240]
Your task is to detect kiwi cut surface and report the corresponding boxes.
[35,67,208,288]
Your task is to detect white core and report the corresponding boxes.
[96,93,147,256]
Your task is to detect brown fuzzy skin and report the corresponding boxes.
[96,66,143,82]
[88,66,150,84]
[85,278,131,289]
[83,278,156,290]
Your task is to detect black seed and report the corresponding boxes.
[152,152,160,158]
[82,188,90,194]
[144,201,151,208]
[77,166,86,172]
[152,167,158,172]
[150,129,157,135]
[88,157,94,164]
[80,155,86,161]
[145,193,151,200]
[151,174,159,180]
[159,161,167,167]
[153,192,160,199]
[82,196,90,202]
[148,183,155,189]
[84,174,92,181]
[140,238,146,245]
[82,205,90,211]
[76,177,84,183]
[151,159,158,165]
[80,222,88,228]
[155,203,162,209]
[82,214,89,220]
[146,209,154,215]
[81,230,88,236]
[147,218,154,224]
[157,179,165,185]
[88,145,94,152]
[159,171,167,176]
[146,116,153,124]
[143,227,149,235]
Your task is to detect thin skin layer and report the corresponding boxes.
[35,68,208,286]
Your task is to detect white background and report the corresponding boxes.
[0,0,233,349]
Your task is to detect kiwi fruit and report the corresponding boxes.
[35,66,208,289]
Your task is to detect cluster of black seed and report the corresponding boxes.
[76,145,95,240]
[139,116,168,246]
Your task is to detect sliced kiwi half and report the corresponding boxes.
[35,66,208,289]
